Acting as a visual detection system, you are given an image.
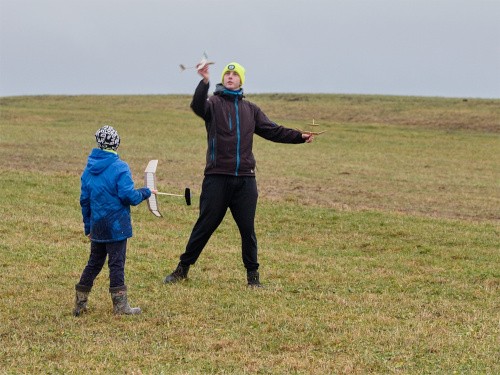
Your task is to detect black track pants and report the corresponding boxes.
[180,175,259,271]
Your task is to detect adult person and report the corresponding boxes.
[163,62,314,287]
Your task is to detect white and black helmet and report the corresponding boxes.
[95,125,120,150]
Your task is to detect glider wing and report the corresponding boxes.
[144,159,162,217]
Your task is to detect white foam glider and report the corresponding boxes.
[179,52,215,71]
[144,160,192,218]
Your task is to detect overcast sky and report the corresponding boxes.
[1,0,499,98]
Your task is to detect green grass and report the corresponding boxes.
[0,94,499,374]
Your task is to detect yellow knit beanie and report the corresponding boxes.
[221,62,245,86]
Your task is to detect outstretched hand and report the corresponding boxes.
[302,133,315,143]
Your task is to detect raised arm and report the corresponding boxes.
[190,80,211,120]
[190,64,211,120]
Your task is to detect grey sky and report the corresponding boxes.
[1,0,499,98]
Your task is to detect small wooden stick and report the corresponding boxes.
[156,192,183,197]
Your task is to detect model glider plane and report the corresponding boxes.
[180,52,215,72]
[296,119,327,135]
[144,159,191,218]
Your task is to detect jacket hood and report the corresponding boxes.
[214,83,244,99]
[86,148,119,175]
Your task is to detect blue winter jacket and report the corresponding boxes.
[80,148,151,243]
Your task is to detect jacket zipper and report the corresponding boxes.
[234,96,241,176]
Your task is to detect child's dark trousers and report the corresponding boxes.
[78,239,127,288]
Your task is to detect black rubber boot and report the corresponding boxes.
[247,270,263,288]
[110,285,141,315]
[163,262,190,284]
[73,284,92,317]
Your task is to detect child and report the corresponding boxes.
[74,125,153,316]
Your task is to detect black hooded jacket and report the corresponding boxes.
[190,80,305,177]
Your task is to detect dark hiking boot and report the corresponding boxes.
[110,285,141,315]
[247,270,263,288]
[73,284,91,317]
[163,263,190,284]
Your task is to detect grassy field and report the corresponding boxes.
[0,94,499,374]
